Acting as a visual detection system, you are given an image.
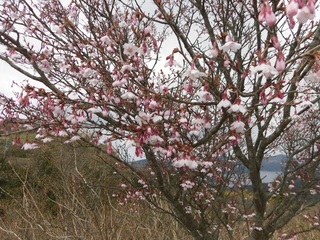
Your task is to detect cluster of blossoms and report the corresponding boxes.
[286,0,316,27]
[259,1,277,26]
[259,0,316,28]
[180,180,195,191]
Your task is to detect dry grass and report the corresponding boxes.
[0,141,191,240]
[0,140,319,239]
[0,197,192,240]
[0,196,318,240]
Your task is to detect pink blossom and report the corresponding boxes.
[297,0,306,8]
[189,129,200,137]
[88,107,101,114]
[52,25,63,34]
[265,4,277,26]
[147,135,164,145]
[258,6,266,22]
[12,136,21,146]
[286,0,299,18]
[307,0,315,14]
[191,118,204,125]
[140,41,148,54]
[259,3,277,26]
[296,6,315,24]
[71,117,78,125]
[106,44,115,53]
[275,51,285,73]
[149,99,158,109]
[229,136,237,141]
[144,26,151,35]
[39,59,52,73]
[35,128,46,139]
[107,142,112,154]
[135,146,143,157]
[271,35,280,49]
[18,92,29,107]
[207,48,218,58]
[77,115,87,123]
[289,17,296,29]
[151,36,159,52]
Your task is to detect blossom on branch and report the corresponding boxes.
[259,2,277,26]
[21,142,39,150]
[221,36,241,53]
[123,43,141,57]
[251,63,278,79]
[230,120,245,133]
[172,158,199,170]
[296,6,315,24]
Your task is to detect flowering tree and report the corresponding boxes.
[0,0,320,239]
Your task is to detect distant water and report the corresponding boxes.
[260,171,281,183]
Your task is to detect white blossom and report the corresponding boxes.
[58,130,68,137]
[100,35,111,44]
[22,142,39,150]
[228,104,246,114]
[195,90,213,102]
[180,180,195,190]
[230,120,245,133]
[152,115,163,123]
[121,91,137,100]
[173,159,198,169]
[251,63,278,79]
[221,37,241,52]
[42,137,53,143]
[67,135,81,143]
[82,68,96,78]
[217,99,231,109]
[123,43,141,57]
[207,48,219,58]
[182,68,207,80]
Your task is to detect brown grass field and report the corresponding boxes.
[0,138,319,239]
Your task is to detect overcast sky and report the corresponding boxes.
[0,60,25,98]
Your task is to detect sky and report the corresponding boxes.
[0,60,24,98]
